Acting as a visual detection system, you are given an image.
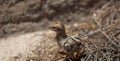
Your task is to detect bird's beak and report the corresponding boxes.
[48,26,50,29]
[48,26,52,30]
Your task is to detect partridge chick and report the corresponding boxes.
[49,21,85,60]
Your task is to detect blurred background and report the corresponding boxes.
[0,0,116,38]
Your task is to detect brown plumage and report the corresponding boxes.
[49,21,85,60]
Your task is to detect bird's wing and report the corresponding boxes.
[62,36,84,52]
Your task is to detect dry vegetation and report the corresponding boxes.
[0,0,120,61]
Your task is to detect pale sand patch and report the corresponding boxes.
[0,30,55,61]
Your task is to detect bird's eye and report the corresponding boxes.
[52,27,57,29]
[52,27,61,31]
[52,27,57,28]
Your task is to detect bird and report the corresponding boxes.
[49,21,85,61]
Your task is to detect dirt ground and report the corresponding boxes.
[0,0,120,61]
[0,30,58,61]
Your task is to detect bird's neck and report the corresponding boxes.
[56,31,67,41]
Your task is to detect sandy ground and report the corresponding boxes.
[0,30,57,61]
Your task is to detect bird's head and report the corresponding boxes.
[49,21,65,33]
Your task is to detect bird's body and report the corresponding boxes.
[49,21,85,60]
[57,35,83,52]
